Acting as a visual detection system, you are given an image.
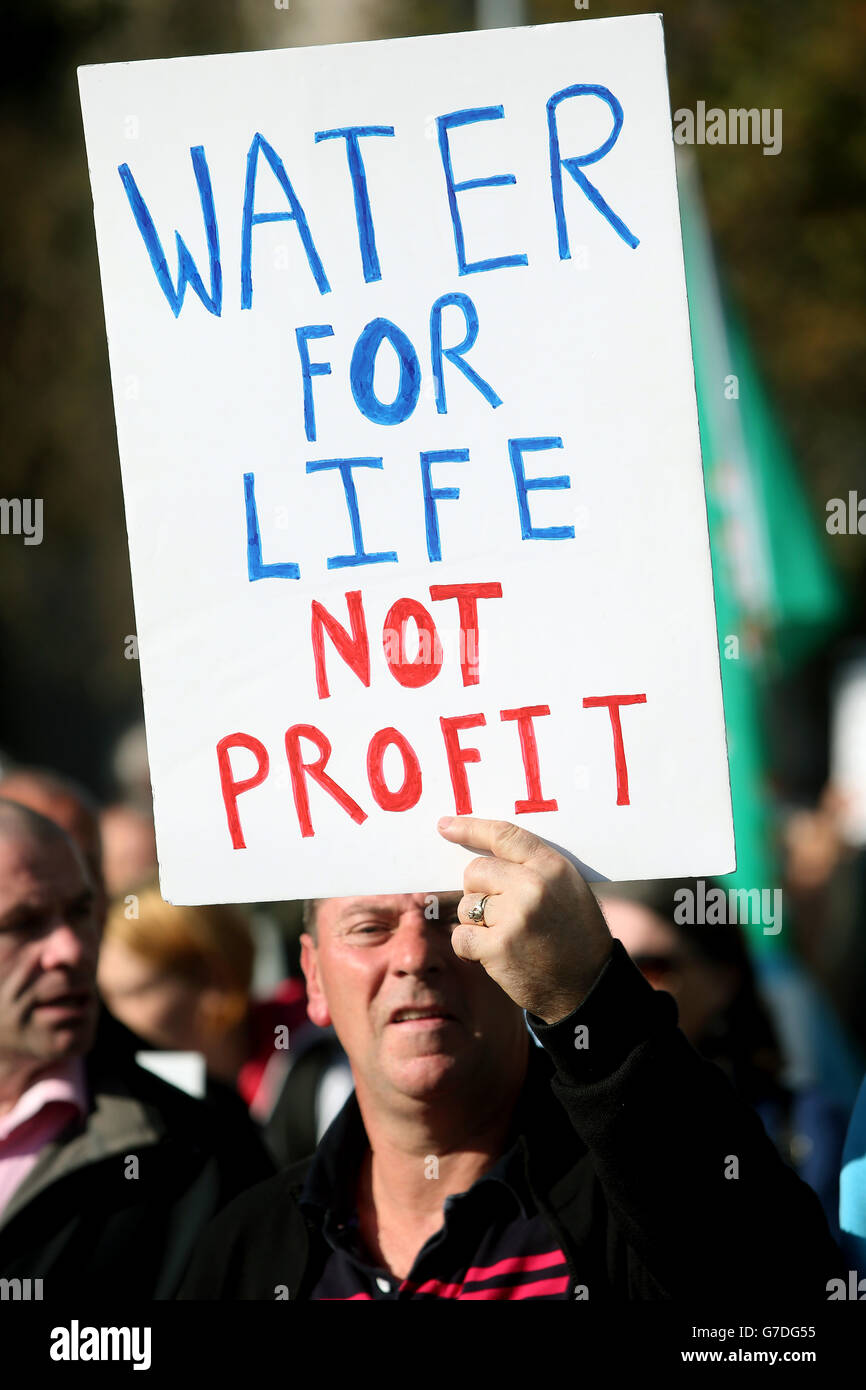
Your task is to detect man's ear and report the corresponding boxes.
[300,932,332,1029]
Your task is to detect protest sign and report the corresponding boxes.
[79,14,735,903]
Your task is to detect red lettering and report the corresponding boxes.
[311,590,370,699]
[285,724,367,838]
[500,705,558,813]
[366,726,423,812]
[383,597,443,688]
[429,581,503,686]
[216,733,270,849]
[582,694,647,806]
[439,713,486,815]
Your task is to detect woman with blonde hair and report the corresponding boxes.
[98,886,258,1086]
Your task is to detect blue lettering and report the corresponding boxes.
[436,107,529,276]
[430,292,502,414]
[306,458,398,569]
[244,473,301,580]
[118,146,222,318]
[314,126,395,283]
[350,318,421,426]
[420,449,468,562]
[547,85,639,254]
[508,437,575,540]
[241,133,330,309]
[296,325,334,443]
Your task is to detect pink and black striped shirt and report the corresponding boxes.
[300,1090,572,1301]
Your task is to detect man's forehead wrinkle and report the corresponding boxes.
[0,848,90,906]
[336,891,461,913]
[338,898,400,916]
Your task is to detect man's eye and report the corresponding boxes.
[1,914,42,935]
[353,923,389,936]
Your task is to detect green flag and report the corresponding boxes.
[678,151,846,953]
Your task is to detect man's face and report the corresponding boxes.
[301,891,526,1109]
[598,895,735,1043]
[0,833,101,1071]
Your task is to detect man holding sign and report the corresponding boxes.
[77,10,821,1303]
[178,815,843,1300]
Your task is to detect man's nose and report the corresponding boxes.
[39,922,92,973]
[390,914,448,977]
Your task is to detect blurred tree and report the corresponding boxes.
[0,0,862,795]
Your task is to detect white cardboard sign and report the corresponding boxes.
[79,15,735,903]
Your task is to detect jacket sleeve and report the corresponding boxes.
[526,939,846,1299]
[176,1168,312,1300]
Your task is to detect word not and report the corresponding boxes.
[217,692,646,842]
[0,498,43,546]
[673,103,782,156]
[311,583,502,695]
[673,880,781,935]
[49,1321,152,1371]
[245,436,575,581]
[118,85,640,318]
[826,492,866,535]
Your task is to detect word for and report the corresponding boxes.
[245,435,575,581]
[0,498,43,546]
[217,692,647,842]
[49,1322,152,1371]
[672,103,782,156]
[673,881,781,935]
[826,492,866,535]
[294,290,502,440]
[118,85,640,318]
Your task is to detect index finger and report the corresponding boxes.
[436,816,547,865]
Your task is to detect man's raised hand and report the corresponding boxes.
[437,816,614,1025]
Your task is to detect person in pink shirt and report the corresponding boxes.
[0,797,273,1298]
[0,799,100,1217]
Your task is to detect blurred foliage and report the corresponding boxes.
[0,0,863,793]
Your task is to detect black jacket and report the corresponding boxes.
[0,1009,274,1299]
[178,941,845,1300]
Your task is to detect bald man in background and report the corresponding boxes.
[0,767,106,922]
[0,799,272,1298]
